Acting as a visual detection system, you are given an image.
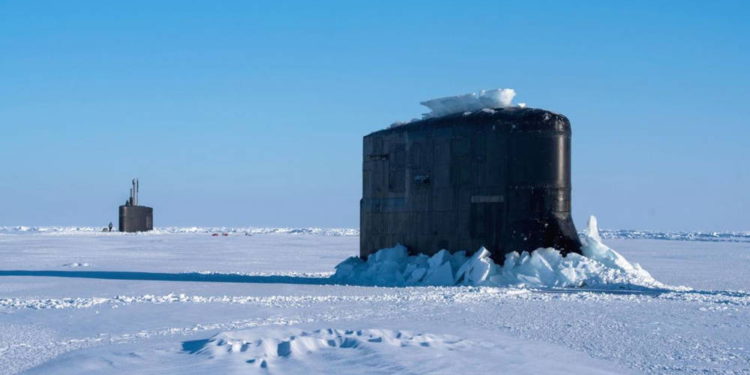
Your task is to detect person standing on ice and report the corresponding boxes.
[108,222,113,232]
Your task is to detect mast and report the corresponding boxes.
[131,178,139,206]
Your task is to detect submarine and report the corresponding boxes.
[118,178,153,233]
[360,101,582,264]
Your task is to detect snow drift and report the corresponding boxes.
[177,327,624,374]
[184,328,467,369]
[420,88,518,118]
[332,216,668,290]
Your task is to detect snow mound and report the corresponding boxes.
[332,215,668,290]
[183,328,465,370]
[420,88,517,118]
[62,262,90,268]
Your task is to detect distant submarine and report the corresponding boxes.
[119,178,153,232]
[360,91,582,263]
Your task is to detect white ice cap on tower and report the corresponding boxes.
[420,88,519,118]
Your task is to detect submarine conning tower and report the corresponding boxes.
[360,106,582,264]
[118,178,153,232]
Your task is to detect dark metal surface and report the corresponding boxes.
[360,107,582,263]
[118,178,153,232]
[119,205,153,232]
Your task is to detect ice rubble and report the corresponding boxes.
[420,88,518,119]
[332,216,668,289]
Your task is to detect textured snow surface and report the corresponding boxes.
[1,225,749,374]
[2,225,747,243]
[420,88,517,118]
[333,216,669,290]
[599,229,750,243]
[169,327,623,374]
[0,226,358,236]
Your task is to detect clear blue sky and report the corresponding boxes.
[1,0,748,231]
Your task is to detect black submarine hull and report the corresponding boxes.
[360,107,582,263]
[119,205,153,233]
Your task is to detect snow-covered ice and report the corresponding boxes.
[2,224,747,244]
[1,221,749,374]
[420,88,518,118]
[0,226,358,237]
[333,216,669,290]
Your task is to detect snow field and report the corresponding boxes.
[0,223,748,374]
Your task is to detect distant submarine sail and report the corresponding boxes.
[118,178,153,232]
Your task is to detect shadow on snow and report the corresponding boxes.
[0,270,330,285]
[1,270,745,300]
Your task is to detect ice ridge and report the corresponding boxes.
[332,216,669,290]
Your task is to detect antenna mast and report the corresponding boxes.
[129,178,139,206]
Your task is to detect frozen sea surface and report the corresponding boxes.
[0,230,748,374]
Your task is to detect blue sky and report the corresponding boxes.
[1,1,748,231]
